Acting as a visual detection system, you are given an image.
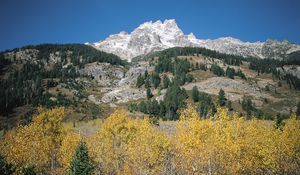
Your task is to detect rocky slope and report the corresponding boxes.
[79,61,154,104]
[89,19,300,61]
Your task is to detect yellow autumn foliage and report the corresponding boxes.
[1,106,300,174]
[57,129,81,173]
[87,110,171,175]
[0,107,66,173]
[174,106,300,174]
[0,107,82,174]
[124,118,170,175]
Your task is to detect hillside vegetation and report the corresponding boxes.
[0,44,127,129]
[1,44,300,174]
[1,45,300,131]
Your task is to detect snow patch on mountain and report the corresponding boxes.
[89,19,300,62]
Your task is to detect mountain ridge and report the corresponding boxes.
[88,19,300,61]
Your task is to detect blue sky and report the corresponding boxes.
[1,0,300,51]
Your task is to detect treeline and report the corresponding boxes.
[131,82,188,120]
[249,58,284,74]
[136,56,193,90]
[131,84,268,121]
[136,70,161,89]
[285,73,300,90]
[154,57,194,86]
[0,44,127,114]
[1,107,300,174]
[285,50,300,65]
[146,47,300,90]
[152,48,247,82]
[192,86,217,117]
[147,47,243,66]
[0,54,11,75]
[16,44,127,67]
[249,58,300,90]
[0,61,79,114]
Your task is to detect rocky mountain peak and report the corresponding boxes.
[89,19,300,62]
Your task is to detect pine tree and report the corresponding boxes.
[218,89,226,106]
[275,113,284,128]
[297,101,300,117]
[211,64,224,76]
[151,73,161,89]
[186,74,193,83]
[0,155,15,175]
[162,75,170,89]
[164,83,188,120]
[159,102,166,118]
[146,87,153,99]
[237,69,246,79]
[21,165,36,175]
[136,74,144,88]
[242,97,254,116]
[196,62,200,70]
[144,77,151,88]
[69,140,93,175]
[227,100,233,111]
[192,86,199,102]
[144,70,149,78]
[225,67,235,79]
[265,85,270,91]
[139,101,147,113]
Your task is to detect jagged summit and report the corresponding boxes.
[89,19,195,61]
[89,19,300,61]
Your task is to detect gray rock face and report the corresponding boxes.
[198,37,264,58]
[118,61,154,87]
[80,61,154,104]
[101,87,146,103]
[100,61,154,103]
[79,62,126,86]
[277,65,300,78]
[262,39,300,60]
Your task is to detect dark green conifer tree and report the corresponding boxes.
[218,89,226,106]
[146,87,153,99]
[69,141,94,175]
[0,155,15,175]
[192,86,199,102]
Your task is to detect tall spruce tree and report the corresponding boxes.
[192,86,199,102]
[146,87,153,99]
[242,97,254,116]
[218,89,226,106]
[0,155,15,175]
[69,140,93,175]
[136,74,144,88]
[297,101,300,117]
[227,100,233,111]
[162,75,170,89]
[151,72,161,89]
[225,67,235,79]
[164,83,188,120]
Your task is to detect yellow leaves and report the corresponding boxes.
[276,113,300,174]
[87,110,171,175]
[0,107,71,174]
[57,131,81,173]
[1,107,300,174]
[125,119,170,175]
[87,110,136,174]
[173,106,300,174]
[240,118,278,173]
